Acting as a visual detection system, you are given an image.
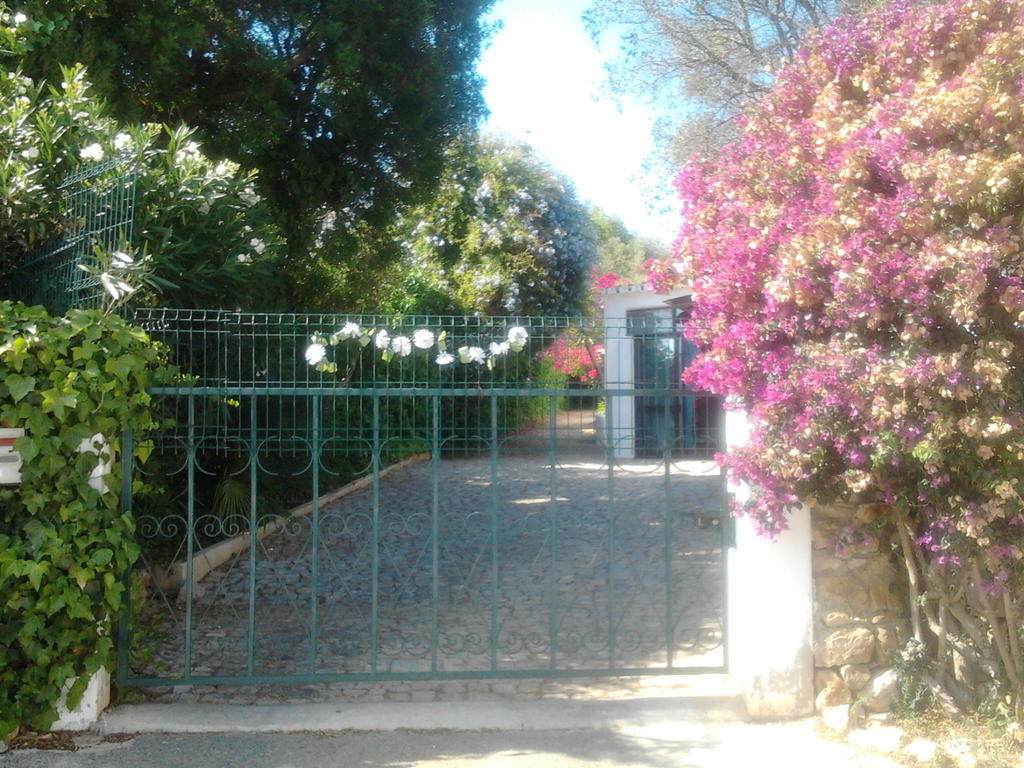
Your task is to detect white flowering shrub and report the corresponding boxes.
[394,137,596,316]
[306,323,529,373]
[0,9,283,308]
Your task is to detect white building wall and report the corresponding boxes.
[601,285,690,458]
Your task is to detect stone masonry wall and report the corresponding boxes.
[812,504,910,719]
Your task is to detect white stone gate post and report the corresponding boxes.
[726,408,815,718]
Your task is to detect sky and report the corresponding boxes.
[477,0,681,245]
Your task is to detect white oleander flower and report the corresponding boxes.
[458,345,485,364]
[13,12,27,24]
[113,132,132,151]
[337,322,362,340]
[391,335,412,357]
[79,143,104,162]
[110,250,134,267]
[239,185,261,206]
[436,352,454,366]
[20,146,39,160]
[99,273,134,301]
[236,253,250,263]
[507,326,529,350]
[249,237,266,254]
[374,329,390,350]
[412,329,434,349]
[489,341,510,357]
[305,343,327,366]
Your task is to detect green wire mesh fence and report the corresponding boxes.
[15,157,136,314]
[131,308,720,458]
[121,309,728,686]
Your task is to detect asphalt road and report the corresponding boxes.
[2,721,904,768]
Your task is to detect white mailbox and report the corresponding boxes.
[0,427,25,485]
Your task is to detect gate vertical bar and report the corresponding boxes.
[430,395,441,673]
[663,393,675,668]
[309,395,321,674]
[184,394,196,677]
[604,394,616,670]
[247,396,257,677]
[718,398,730,670]
[371,395,381,675]
[489,393,500,672]
[116,427,134,685]
[548,394,558,670]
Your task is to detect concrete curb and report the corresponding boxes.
[98,695,746,734]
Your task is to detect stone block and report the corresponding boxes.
[874,625,900,664]
[820,627,876,666]
[815,668,841,692]
[812,526,837,551]
[52,667,110,731]
[820,704,852,734]
[840,663,872,693]
[862,668,897,714]
[824,611,854,627]
[868,581,900,611]
[815,674,851,711]
[818,576,870,612]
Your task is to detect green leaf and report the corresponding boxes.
[25,561,49,591]
[69,565,91,590]
[40,388,78,419]
[4,373,36,403]
[13,434,39,463]
[104,354,143,381]
[90,548,113,567]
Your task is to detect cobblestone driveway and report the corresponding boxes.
[133,412,725,695]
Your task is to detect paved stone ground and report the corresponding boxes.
[130,411,725,703]
[3,721,908,768]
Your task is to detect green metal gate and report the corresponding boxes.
[117,310,727,687]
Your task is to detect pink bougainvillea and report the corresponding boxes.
[647,0,1024,708]
[545,337,603,383]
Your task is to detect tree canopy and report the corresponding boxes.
[586,0,868,160]
[16,0,495,256]
[355,137,597,317]
[589,207,667,281]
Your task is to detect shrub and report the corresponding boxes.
[0,8,284,310]
[0,302,169,738]
[648,0,1024,714]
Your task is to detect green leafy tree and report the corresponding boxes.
[390,137,597,317]
[589,206,667,282]
[16,0,495,262]
[0,11,283,309]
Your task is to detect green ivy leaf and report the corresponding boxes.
[104,354,143,381]
[40,388,77,419]
[4,373,36,403]
[25,561,49,591]
[13,434,38,464]
[90,549,113,567]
